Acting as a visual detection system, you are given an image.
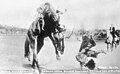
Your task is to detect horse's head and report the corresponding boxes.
[32,16,44,36]
[33,23,41,36]
[44,12,59,29]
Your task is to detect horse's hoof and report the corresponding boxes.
[37,67,42,73]
[101,50,107,54]
[103,51,107,54]
[57,57,61,60]
[36,64,41,73]
[56,55,61,60]
[32,62,35,69]
[31,64,35,69]
[111,49,113,52]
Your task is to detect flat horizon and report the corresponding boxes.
[0,0,120,30]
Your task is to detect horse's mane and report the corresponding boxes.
[41,13,56,36]
[44,13,56,26]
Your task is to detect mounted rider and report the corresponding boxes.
[24,2,65,58]
[36,2,64,32]
[109,24,119,42]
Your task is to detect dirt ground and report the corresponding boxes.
[0,35,120,74]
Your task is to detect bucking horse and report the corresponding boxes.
[24,12,65,73]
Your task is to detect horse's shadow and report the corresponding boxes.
[22,64,33,69]
[22,63,46,70]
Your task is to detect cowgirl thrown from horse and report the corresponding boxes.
[76,31,106,70]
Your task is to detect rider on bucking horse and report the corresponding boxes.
[24,2,64,58]
[36,2,64,33]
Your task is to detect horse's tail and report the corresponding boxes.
[24,37,30,57]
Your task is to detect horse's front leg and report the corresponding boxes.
[32,49,37,68]
[60,38,65,55]
[107,43,110,52]
[32,36,38,68]
[110,43,113,52]
[32,50,41,73]
[112,38,115,48]
[107,44,108,51]
[32,36,42,73]
[49,34,60,60]
[35,36,45,73]
[114,42,117,48]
